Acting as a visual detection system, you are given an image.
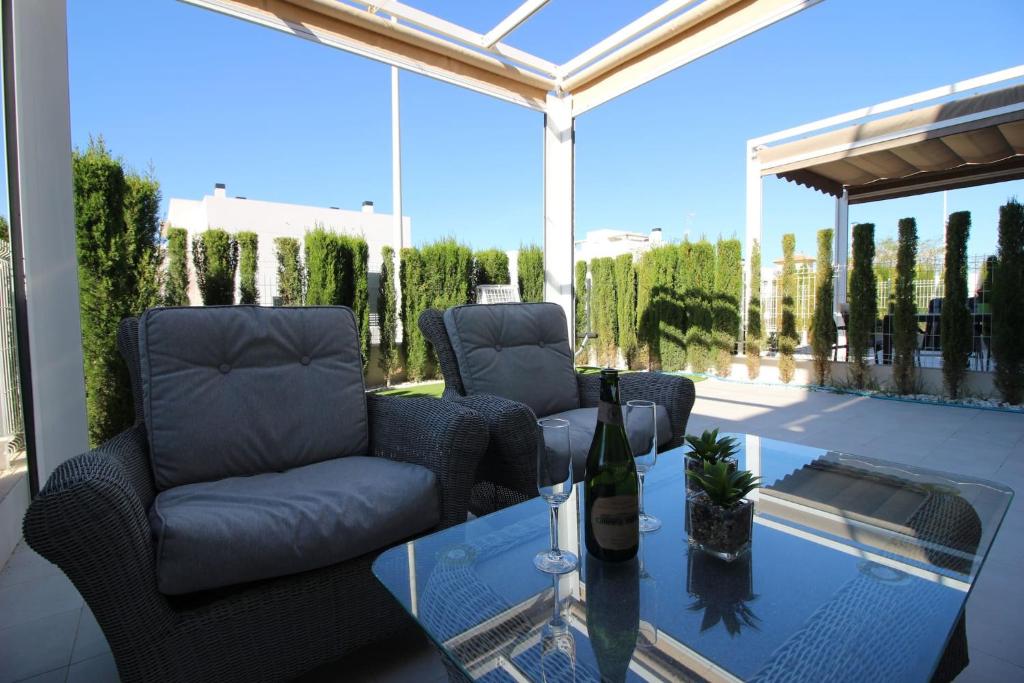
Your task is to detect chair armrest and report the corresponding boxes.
[367,394,488,529]
[447,393,540,499]
[22,425,175,645]
[577,371,695,449]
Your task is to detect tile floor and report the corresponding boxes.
[1,378,1021,682]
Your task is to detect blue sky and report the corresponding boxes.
[59,0,1023,263]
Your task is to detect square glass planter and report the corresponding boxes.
[685,456,738,494]
[686,493,752,562]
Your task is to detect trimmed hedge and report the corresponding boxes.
[164,227,189,306]
[472,249,510,302]
[810,229,835,385]
[236,231,259,305]
[400,247,427,380]
[590,257,618,367]
[685,240,715,373]
[746,239,762,380]
[378,245,398,385]
[193,229,238,306]
[637,245,683,371]
[575,260,588,341]
[993,200,1024,404]
[273,237,303,305]
[941,212,972,398]
[778,234,798,383]
[615,254,638,368]
[518,244,544,303]
[0,216,7,242]
[848,223,877,389]
[73,140,162,445]
[304,227,339,305]
[892,218,918,394]
[341,235,370,366]
[713,238,742,376]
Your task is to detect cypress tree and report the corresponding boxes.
[304,227,339,305]
[686,240,715,373]
[810,229,835,385]
[575,260,588,342]
[713,238,742,376]
[590,257,619,367]
[339,236,370,366]
[993,199,1024,404]
[274,237,303,305]
[400,247,428,380]
[236,231,259,305]
[653,244,683,371]
[472,249,510,301]
[779,234,798,383]
[892,218,919,394]
[518,245,544,303]
[164,227,190,306]
[73,139,162,445]
[848,223,877,389]
[636,250,656,368]
[746,240,763,379]
[378,245,398,385]
[941,212,972,398]
[614,254,638,368]
[0,216,8,242]
[192,229,238,305]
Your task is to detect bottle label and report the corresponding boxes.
[598,400,624,426]
[590,495,639,550]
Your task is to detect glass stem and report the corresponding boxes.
[550,504,561,557]
[638,471,647,518]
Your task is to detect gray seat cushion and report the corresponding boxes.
[139,306,368,490]
[443,303,579,417]
[549,405,672,481]
[150,456,439,595]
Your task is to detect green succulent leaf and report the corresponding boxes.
[685,428,740,465]
[686,461,761,508]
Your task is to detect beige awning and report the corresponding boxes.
[757,85,1024,204]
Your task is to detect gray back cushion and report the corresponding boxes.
[139,306,368,490]
[443,303,578,417]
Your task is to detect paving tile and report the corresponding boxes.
[71,606,110,664]
[13,668,67,683]
[0,574,83,630]
[956,649,1024,682]
[0,608,78,683]
[66,651,118,683]
[966,558,1024,667]
[0,546,63,589]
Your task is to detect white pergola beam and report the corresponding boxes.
[351,0,559,77]
[482,0,549,49]
[559,0,701,79]
[571,0,822,116]
[180,0,551,111]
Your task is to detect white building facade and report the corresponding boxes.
[164,184,411,309]
[574,227,663,264]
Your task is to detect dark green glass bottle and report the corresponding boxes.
[584,369,639,562]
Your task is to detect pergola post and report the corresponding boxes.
[390,63,404,337]
[833,188,849,311]
[743,142,762,346]
[543,93,575,337]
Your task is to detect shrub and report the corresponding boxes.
[614,254,638,368]
[236,231,259,305]
[713,238,742,376]
[649,243,685,372]
[590,257,618,367]
[192,229,238,305]
[378,245,398,385]
[685,240,715,373]
[993,200,1024,404]
[304,227,339,305]
[0,216,8,242]
[274,237,303,305]
[810,229,835,385]
[575,260,588,341]
[400,247,428,380]
[164,228,190,306]
[339,235,370,366]
[941,212,972,399]
[892,218,918,394]
[73,139,162,445]
[472,249,510,302]
[778,234,798,383]
[848,223,877,389]
[746,240,763,379]
[517,244,544,302]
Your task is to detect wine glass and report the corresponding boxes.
[627,400,661,532]
[535,418,579,574]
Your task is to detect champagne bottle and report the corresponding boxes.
[584,369,640,562]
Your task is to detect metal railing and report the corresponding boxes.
[0,241,25,466]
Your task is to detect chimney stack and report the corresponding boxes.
[362,200,374,214]
[649,227,663,244]
[213,183,226,199]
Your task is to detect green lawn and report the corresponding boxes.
[377,370,703,399]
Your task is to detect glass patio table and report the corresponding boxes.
[372,434,1013,682]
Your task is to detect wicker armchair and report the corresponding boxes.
[419,303,695,515]
[23,311,487,683]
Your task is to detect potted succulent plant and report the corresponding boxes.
[686,461,760,562]
[684,428,740,493]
